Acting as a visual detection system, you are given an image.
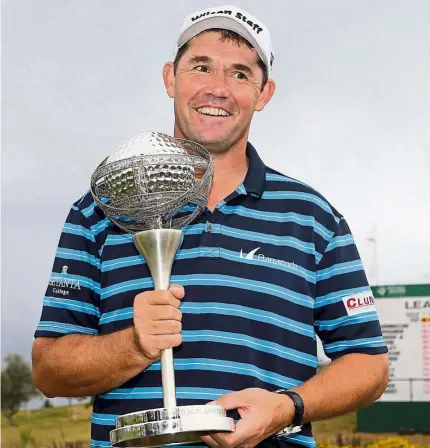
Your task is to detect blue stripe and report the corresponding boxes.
[324,336,386,353]
[101,274,314,307]
[181,303,314,337]
[237,184,247,195]
[102,234,133,247]
[63,224,95,242]
[36,321,98,335]
[56,248,100,268]
[91,440,111,448]
[262,191,337,220]
[147,358,302,388]
[283,434,317,447]
[326,234,354,252]
[91,218,112,236]
[82,197,109,218]
[82,201,97,218]
[100,387,232,400]
[316,260,364,281]
[316,312,379,330]
[219,206,334,241]
[101,278,153,299]
[99,307,133,325]
[43,297,100,317]
[266,173,311,187]
[182,330,317,367]
[314,286,371,308]
[102,255,144,272]
[178,204,198,213]
[91,413,117,426]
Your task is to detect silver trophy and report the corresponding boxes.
[91,132,234,447]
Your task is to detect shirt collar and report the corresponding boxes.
[242,142,266,198]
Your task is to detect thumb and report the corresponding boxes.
[169,284,185,299]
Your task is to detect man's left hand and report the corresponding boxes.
[200,388,294,448]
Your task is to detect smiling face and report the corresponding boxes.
[163,31,275,154]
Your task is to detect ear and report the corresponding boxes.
[255,78,276,112]
[162,62,175,98]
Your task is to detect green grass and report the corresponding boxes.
[1,405,91,447]
[2,406,429,447]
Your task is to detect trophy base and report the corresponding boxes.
[110,405,234,447]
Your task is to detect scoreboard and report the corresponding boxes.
[357,284,430,433]
[374,284,430,402]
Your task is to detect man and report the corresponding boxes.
[32,5,388,448]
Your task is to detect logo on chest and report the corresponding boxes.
[239,247,297,270]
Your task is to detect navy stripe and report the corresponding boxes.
[182,330,317,367]
[146,358,302,388]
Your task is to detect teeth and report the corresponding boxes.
[197,107,230,116]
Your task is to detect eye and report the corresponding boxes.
[232,72,248,80]
[194,65,210,73]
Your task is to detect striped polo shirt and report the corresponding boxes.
[35,142,387,448]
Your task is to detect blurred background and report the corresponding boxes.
[1,0,430,442]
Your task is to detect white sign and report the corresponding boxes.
[377,295,430,402]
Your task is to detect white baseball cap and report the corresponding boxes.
[174,5,274,72]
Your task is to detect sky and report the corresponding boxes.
[2,0,430,388]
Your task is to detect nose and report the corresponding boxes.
[203,71,231,99]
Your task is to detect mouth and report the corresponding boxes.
[195,106,232,117]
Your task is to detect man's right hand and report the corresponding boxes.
[133,284,185,361]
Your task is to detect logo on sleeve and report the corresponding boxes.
[342,292,376,316]
[49,265,81,297]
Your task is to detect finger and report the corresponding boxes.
[150,319,181,335]
[150,305,182,321]
[200,434,223,448]
[209,430,246,448]
[224,419,254,448]
[154,333,182,349]
[137,290,181,307]
[169,284,185,299]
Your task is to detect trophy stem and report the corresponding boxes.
[133,229,184,410]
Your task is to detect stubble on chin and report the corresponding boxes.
[175,119,230,155]
[176,119,246,156]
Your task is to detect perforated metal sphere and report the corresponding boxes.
[105,132,195,203]
[91,131,213,232]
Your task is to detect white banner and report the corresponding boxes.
[376,295,430,402]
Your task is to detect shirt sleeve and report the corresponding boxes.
[34,200,101,338]
[314,216,387,359]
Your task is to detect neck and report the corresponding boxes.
[173,129,250,210]
[211,143,248,183]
